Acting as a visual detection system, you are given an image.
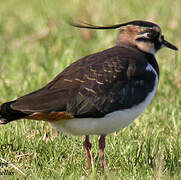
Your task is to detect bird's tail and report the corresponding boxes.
[0,101,27,126]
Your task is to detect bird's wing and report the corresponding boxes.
[66,47,157,117]
[11,46,157,118]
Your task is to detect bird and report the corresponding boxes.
[0,20,178,171]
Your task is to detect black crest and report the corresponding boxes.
[69,20,159,30]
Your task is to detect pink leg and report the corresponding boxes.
[83,135,92,169]
[99,135,106,172]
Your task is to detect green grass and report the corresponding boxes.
[0,0,180,179]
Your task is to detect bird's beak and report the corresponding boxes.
[163,39,178,50]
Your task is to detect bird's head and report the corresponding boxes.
[70,20,178,55]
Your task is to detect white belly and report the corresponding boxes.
[51,64,158,136]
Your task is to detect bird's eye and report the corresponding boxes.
[136,30,158,42]
[137,30,157,40]
[145,31,154,38]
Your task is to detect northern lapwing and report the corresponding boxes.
[0,20,178,171]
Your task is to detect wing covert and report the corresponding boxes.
[10,45,157,117]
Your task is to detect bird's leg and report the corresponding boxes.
[83,135,92,169]
[99,135,106,172]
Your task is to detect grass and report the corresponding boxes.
[0,0,180,179]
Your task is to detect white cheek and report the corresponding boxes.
[148,44,156,55]
[137,42,156,55]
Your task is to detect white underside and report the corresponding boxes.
[51,64,158,136]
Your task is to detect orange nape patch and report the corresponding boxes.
[26,112,74,122]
